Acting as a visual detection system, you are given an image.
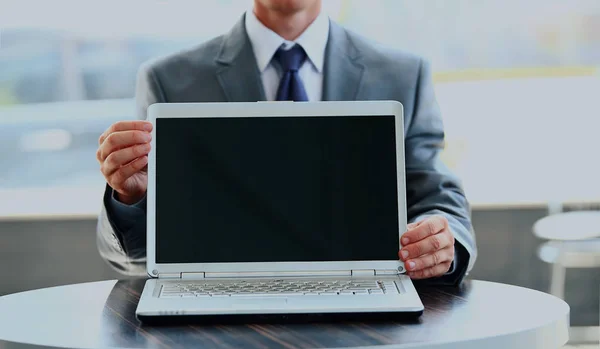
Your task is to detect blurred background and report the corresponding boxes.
[0,0,598,342]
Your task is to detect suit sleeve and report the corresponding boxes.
[96,64,164,276]
[404,59,477,286]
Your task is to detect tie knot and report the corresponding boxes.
[274,45,307,72]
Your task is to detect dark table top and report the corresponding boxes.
[0,279,569,349]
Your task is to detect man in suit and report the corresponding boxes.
[96,0,476,285]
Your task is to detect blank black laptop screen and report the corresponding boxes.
[155,116,399,263]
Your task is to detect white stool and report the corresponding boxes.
[533,211,600,344]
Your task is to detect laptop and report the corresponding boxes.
[136,101,424,323]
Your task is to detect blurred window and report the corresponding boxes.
[0,0,599,217]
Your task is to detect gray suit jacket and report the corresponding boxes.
[97,15,477,284]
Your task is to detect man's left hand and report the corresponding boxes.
[399,215,455,279]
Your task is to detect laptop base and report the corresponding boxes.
[137,309,423,325]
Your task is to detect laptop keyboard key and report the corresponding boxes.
[160,293,182,298]
[353,290,369,295]
[211,293,230,297]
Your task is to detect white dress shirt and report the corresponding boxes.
[244,9,329,102]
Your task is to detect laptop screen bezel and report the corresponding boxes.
[146,101,407,277]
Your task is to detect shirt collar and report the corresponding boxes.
[245,9,329,73]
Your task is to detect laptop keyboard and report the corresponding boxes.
[159,279,400,298]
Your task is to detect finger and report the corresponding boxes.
[399,230,453,260]
[99,130,151,161]
[99,121,153,145]
[99,121,152,145]
[101,143,151,177]
[404,246,454,272]
[109,156,149,190]
[407,261,452,280]
[406,222,419,230]
[401,216,448,245]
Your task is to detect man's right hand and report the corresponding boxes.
[97,121,153,205]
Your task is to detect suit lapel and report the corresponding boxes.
[322,21,365,101]
[215,14,267,102]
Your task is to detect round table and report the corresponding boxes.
[0,279,569,349]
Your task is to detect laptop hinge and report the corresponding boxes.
[181,272,205,279]
[157,270,397,279]
[351,269,375,277]
[204,270,352,278]
[157,272,181,279]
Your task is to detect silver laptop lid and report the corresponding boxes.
[146,101,407,278]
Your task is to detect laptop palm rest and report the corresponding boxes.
[231,298,288,308]
[192,295,403,311]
